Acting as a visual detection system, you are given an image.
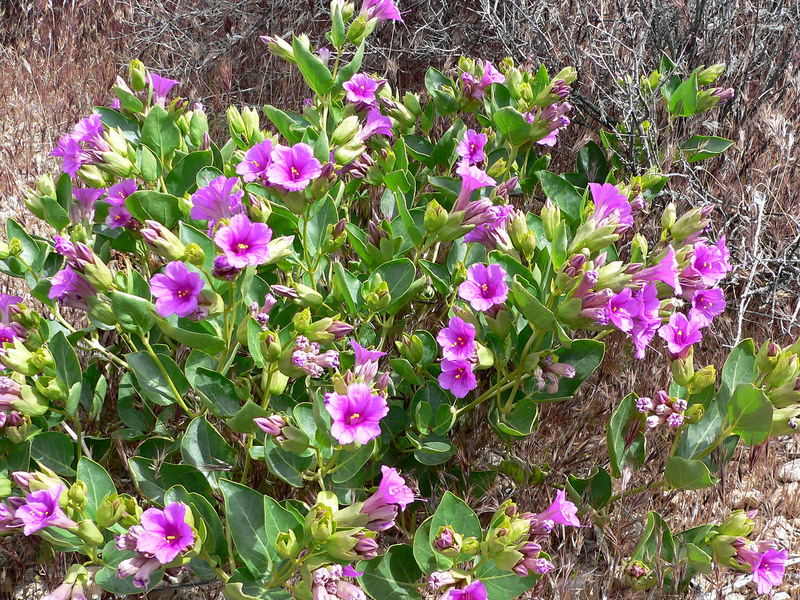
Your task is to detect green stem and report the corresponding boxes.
[136,329,197,417]
[694,426,734,461]
[608,480,666,504]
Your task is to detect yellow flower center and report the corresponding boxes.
[349,413,360,424]
[291,166,300,177]
[238,243,249,250]
[177,290,189,298]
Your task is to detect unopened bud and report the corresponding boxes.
[424,200,447,232]
[541,199,561,242]
[129,60,147,92]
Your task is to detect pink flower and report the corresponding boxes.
[236,140,274,184]
[458,263,509,312]
[689,288,726,326]
[326,383,389,445]
[437,316,476,361]
[438,358,477,398]
[453,162,496,212]
[588,183,633,234]
[266,143,323,192]
[658,312,703,360]
[15,485,77,536]
[214,213,273,268]
[456,129,487,165]
[534,488,580,527]
[190,175,245,230]
[343,74,381,109]
[150,261,205,318]
[135,502,195,564]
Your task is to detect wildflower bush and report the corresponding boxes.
[0,0,796,598]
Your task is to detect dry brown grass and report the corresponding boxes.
[1,0,800,598]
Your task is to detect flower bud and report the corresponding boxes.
[97,496,126,529]
[241,107,261,143]
[424,200,447,233]
[227,106,246,136]
[661,202,677,231]
[141,220,187,261]
[293,308,312,334]
[263,235,296,266]
[278,424,310,454]
[486,158,506,180]
[332,115,362,146]
[432,526,462,558]
[35,376,68,401]
[184,243,206,268]
[766,353,799,389]
[306,504,334,541]
[689,365,716,392]
[37,173,57,198]
[276,529,300,559]
[395,334,423,365]
[670,206,711,243]
[295,283,324,308]
[461,536,480,556]
[129,60,147,92]
[671,352,695,387]
[76,519,105,546]
[260,35,296,63]
[541,199,561,242]
[696,64,726,86]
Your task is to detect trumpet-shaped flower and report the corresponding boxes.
[437,316,476,361]
[458,263,508,312]
[15,485,77,536]
[326,383,389,445]
[214,213,273,268]
[266,143,322,192]
[136,502,195,564]
[236,140,274,183]
[190,175,245,230]
[439,358,477,398]
[150,261,205,318]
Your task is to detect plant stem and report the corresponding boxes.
[136,329,197,417]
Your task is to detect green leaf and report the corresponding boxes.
[227,400,272,435]
[31,432,76,476]
[263,439,311,487]
[262,106,303,145]
[493,106,533,147]
[490,398,538,438]
[665,456,718,490]
[412,516,451,573]
[220,479,273,576]
[372,259,416,313]
[360,544,422,600]
[607,394,645,478]
[165,150,214,196]
[111,290,156,333]
[668,73,698,117]
[95,540,164,593]
[511,276,558,330]
[50,331,81,388]
[680,135,734,163]
[568,467,612,508]
[126,351,188,406]
[114,85,144,113]
[128,456,166,503]
[332,441,375,483]
[576,141,610,183]
[429,492,482,558]
[27,195,70,231]
[124,190,181,228]
[179,221,216,274]
[677,401,724,460]
[532,339,605,401]
[292,35,334,95]
[538,171,582,221]
[334,42,365,89]
[141,104,181,161]
[727,383,773,445]
[194,367,241,417]
[181,417,237,486]
[332,263,362,314]
[77,457,116,520]
[7,218,47,275]
[632,511,675,563]
[153,314,227,355]
[473,561,540,600]
[719,339,756,407]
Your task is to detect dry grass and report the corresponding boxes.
[1,0,800,598]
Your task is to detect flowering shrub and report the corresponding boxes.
[0,0,795,598]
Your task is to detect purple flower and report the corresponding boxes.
[447,580,488,600]
[463,204,513,249]
[658,312,703,359]
[456,130,487,165]
[190,175,245,230]
[439,358,477,399]
[632,246,682,296]
[690,236,731,287]
[437,316,476,361]
[147,73,180,107]
[462,61,505,100]
[48,267,97,311]
[117,555,161,590]
[358,108,394,141]
[15,485,77,535]
[588,183,633,234]
[266,143,323,192]
[343,74,381,109]
[136,502,195,564]
[534,489,580,527]
[360,0,403,23]
[752,547,787,594]
[73,114,104,145]
[71,187,105,223]
[453,161,496,212]
[458,263,509,312]
[105,179,138,229]
[326,383,389,445]
[689,288,726,326]
[51,135,88,177]
[605,288,640,332]
[360,466,413,531]
[214,213,273,268]
[350,340,386,365]
[0,294,22,324]
[150,261,205,318]
[236,140,274,184]
[212,255,241,281]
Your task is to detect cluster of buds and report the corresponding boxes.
[291,335,340,378]
[310,564,366,600]
[636,391,687,429]
[531,354,577,395]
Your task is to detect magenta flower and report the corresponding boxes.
[453,161,496,212]
[326,382,389,445]
[605,288,640,332]
[630,283,661,359]
[52,135,89,177]
[73,113,104,144]
[534,489,580,527]
[447,580,488,600]
[117,555,161,590]
[150,261,205,318]
[463,204,513,249]
[689,288,726,326]
[360,466,413,531]
[214,214,273,268]
[0,294,22,324]
[439,358,477,398]
[147,73,180,107]
[690,236,731,287]
[71,187,105,223]
[236,140,274,184]
[266,143,322,192]
[190,175,245,230]
[343,74,381,108]
[458,263,509,312]
[48,267,97,311]
[15,485,77,536]
[437,316,476,361]
[752,548,787,594]
[456,129,487,165]
[358,108,394,141]
[105,179,138,229]
[351,340,387,365]
[136,502,195,564]
[588,183,633,234]
[632,246,682,296]
[658,312,703,359]
[360,0,403,22]
[461,61,505,100]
